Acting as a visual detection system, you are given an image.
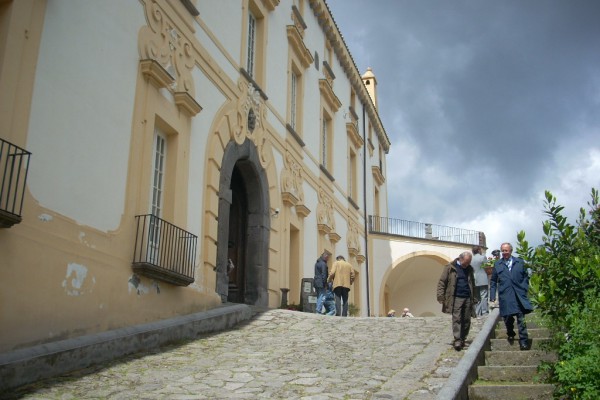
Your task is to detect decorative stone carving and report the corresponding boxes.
[280,151,305,205]
[316,188,335,233]
[234,79,269,166]
[347,220,361,257]
[139,1,197,97]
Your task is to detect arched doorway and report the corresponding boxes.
[382,254,449,317]
[215,138,270,306]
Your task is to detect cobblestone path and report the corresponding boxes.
[5,309,486,400]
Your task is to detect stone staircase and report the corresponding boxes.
[468,316,556,400]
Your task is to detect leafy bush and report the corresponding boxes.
[517,188,600,399]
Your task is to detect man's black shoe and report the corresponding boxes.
[519,343,529,351]
[453,340,463,351]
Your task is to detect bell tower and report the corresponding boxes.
[361,67,378,110]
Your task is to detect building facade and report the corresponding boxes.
[0,0,395,352]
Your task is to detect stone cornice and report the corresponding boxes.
[260,0,280,11]
[372,165,385,186]
[140,59,175,89]
[319,79,342,112]
[174,91,202,116]
[287,25,313,69]
[346,122,363,149]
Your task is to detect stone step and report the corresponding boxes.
[494,328,550,339]
[485,350,557,366]
[477,365,548,382]
[490,338,550,351]
[468,383,555,400]
[494,318,543,329]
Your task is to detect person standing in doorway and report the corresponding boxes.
[471,246,489,318]
[313,251,330,314]
[489,242,533,350]
[328,255,355,317]
[437,251,478,351]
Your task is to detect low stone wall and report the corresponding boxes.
[0,303,252,392]
[436,308,500,400]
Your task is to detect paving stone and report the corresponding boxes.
[5,310,485,399]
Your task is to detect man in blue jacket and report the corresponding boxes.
[489,242,534,350]
[313,251,330,314]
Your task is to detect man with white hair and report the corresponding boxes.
[489,242,533,350]
[437,251,478,351]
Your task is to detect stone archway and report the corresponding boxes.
[215,138,270,306]
[379,252,451,317]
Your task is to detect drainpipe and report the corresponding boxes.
[362,102,371,316]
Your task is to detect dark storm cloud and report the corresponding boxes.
[327,0,600,235]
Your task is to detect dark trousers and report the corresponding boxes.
[504,312,528,346]
[333,287,350,317]
[452,296,472,341]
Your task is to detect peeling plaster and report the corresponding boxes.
[78,232,97,249]
[62,263,94,296]
[38,213,53,222]
[128,274,161,295]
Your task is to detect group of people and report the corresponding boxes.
[437,242,533,351]
[314,251,355,317]
[387,308,414,318]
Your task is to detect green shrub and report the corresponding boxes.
[553,291,600,399]
[348,303,360,317]
[517,188,600,399]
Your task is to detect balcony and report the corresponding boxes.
[132,214,197,286]
[0,138,31,228]
[369,215,485,247]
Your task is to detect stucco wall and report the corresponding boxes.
[27,1,144,231]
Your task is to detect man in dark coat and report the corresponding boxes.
[313,251,330,314]
[489,242,533,350]
[437,251,478,351]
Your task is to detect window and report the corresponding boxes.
[151,129,167,218]
[244,1,267,89]
[325,41,333,66]
[374,186,380,217]
[290,70,298,130]
[321,112,332,170]
[247,11,257,78]
[349,148,357,200]
[149,129,167,262]
[286,14,312,140]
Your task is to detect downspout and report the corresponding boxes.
[362,102,371,316]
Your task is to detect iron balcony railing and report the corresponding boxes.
[369,215,485,246]
[0,138,31,227]
[132,214,197,286]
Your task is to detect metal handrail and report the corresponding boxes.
[369,215,485,246]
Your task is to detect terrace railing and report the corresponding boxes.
[369,215,485,247]
[132,214,197,286]
[0,138,31,228]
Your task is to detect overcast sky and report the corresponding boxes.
[327,0,600,252]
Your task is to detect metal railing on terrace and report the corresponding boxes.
[132,214,197,286]
[369,215,485,246]
[0,138,31,228]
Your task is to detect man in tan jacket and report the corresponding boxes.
[328,255,355,317]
